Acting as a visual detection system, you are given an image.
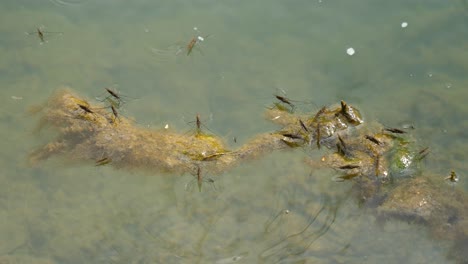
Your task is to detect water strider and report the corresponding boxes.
[29,89,468,262]
[274,95,295,110]
[445,170,459,183]
[384,127,407,134]
[186,30,211,56]
[77,103,94,114]
[26,27,63,44]
[95,157,111,166]
[365,134,381,146]
[299,119,309,132]
[97,87,136,109]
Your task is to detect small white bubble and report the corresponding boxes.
[401,22,408,28]
[144,28,149,33]
[193,27,198,31]
[445,83,452,89]
[427,72,433,77]
[346,47,355,56]
[164,124,169,129]
[197,36,204,41]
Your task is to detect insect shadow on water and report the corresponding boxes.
[25,26,63,44]
[184,166,218,192]
[258,195,340,263]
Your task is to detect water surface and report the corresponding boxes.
[1,0,467,263]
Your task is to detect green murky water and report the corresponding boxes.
[1,0,467,263]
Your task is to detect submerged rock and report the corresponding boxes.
[29,88,468,262]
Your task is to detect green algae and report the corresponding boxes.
[28,88,468,263]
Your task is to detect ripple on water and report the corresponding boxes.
[49,0,89,7]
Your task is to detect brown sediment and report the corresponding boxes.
[29,89,224,174]
[27,90,369,176]
[29,88,468,262]
[29,89,293,176]
[377,174,468,261]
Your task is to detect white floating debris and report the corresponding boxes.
[272,115,281,120]
[11,96,23,100]
[197,36,204,42]
[164,124,169,129]
[401,22,408,28]
[346,47,355,56]
[193,27,198,31]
